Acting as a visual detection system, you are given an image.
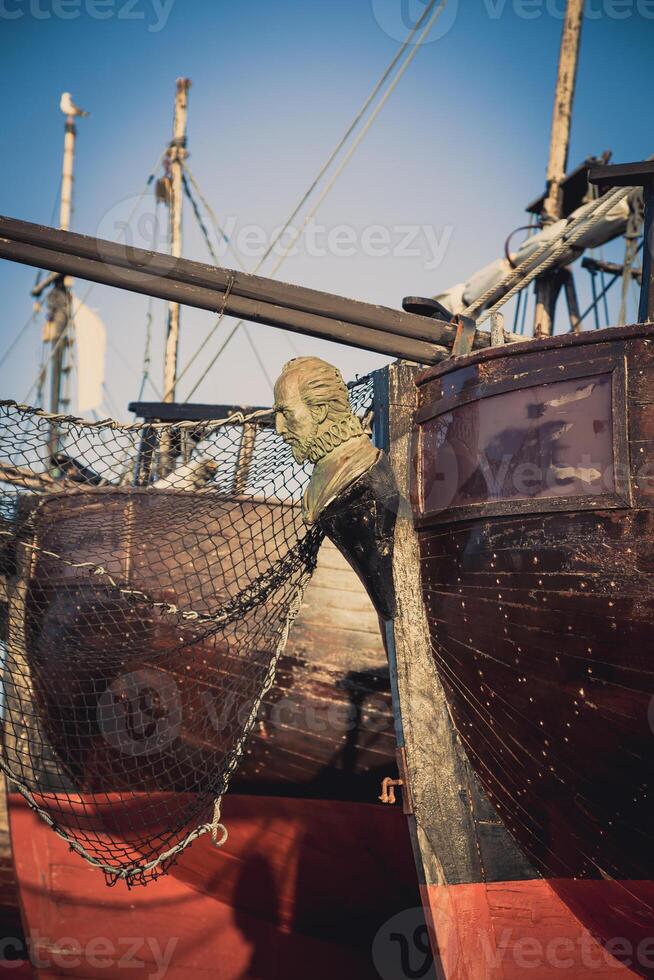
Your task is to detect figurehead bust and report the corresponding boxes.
[274,357,379,525]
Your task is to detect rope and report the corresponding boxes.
[181,163,245,269]
[182,0,449,397]
[161,274,237,401]
[468,185,631,325]
[0,397,271,432]
[0,309,39,371]
[180,172,274,394]
[251,0,444,272]
[181,160,300,368]
[181,171,226,269]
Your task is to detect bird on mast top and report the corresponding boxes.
[59,92,89,119]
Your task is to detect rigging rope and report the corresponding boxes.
[181,162,245,268]
[0,309,39,372]
[179,171,274,394]
[468,185,632,325]
[251,0,444,273]
[181,0,449,400]
[465,150,654,325]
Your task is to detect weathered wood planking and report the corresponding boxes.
[375,362,532,895]
[412,323,654,971]
[10,791,422,980]
[422,879,645,978]
[234,537,396,802]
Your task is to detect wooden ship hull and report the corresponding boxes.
[380,325,654,979]
[0,493,418,976]
[1,127,652,973]
[4,325,654,978]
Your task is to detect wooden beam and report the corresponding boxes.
[535,0,584,336]
[0,235,446,366]
[0,215,451,340]
[0,215,522,355]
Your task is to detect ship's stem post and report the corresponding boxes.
[163,78,191,404]
[534,0,584,337]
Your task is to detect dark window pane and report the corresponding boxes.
[421,374,614,514]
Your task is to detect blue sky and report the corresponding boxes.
[0,0,653,416]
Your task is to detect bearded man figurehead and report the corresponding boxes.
[274,357,379,524]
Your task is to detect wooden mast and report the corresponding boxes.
[163,78,191,403]
[534,0,584,337]
[46,95,86,455]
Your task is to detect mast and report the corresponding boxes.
[163,78,191,403]
[46,93,87,457]
[59,106,76,234]
[533,0,584,337]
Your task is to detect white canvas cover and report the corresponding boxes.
[72,294,106,413]
[434,196,630,315]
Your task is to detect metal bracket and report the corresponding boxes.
[378,747,414,815]
[378,776,403,805]
[451,314,477,357]
[396,746,415,816]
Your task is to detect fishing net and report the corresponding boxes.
[0,378,374,885]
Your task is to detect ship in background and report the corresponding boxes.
[0,78,418,980]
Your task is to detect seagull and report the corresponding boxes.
[60,92,90,118]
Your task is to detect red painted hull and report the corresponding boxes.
[422,880,654,979]
[8,792,420,979]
